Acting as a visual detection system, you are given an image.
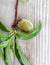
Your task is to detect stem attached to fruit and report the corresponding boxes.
[15,0,18,20]
[12,0,19,28]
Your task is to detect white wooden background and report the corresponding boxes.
[0,0,50,65]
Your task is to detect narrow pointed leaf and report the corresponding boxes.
[10,36,15,56]
[15,40,31,65]
[0,21,10,32]
[0,34,8,41]
[0,49,4,59]
[0,39,10,48]
[3,44,12,65]
[16,22,42,40]
[0,34,14,48]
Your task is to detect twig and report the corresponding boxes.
[12,0,19,28]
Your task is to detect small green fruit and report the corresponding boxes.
[17,19,33,32]
[20,0,29,2]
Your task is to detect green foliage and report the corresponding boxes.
[0,49,4,59]
[0,21,10,32]
[0,34,8,41]
[15,40,31,65]
[0,0,42,64]
[0,34,14,48]
[0,21,42,65]
[20,0,29,2]
[3,44,12,65]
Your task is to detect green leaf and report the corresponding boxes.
[0,34,14,48]
[20,0,29,2]
[0,49,4,59]
[0,39,10,48]
[0,21,10,32]
[16,22,42,40]
[10,36,15,56]
[15,40,31,65]
[0,34,8,41]
[3,44,12,65]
